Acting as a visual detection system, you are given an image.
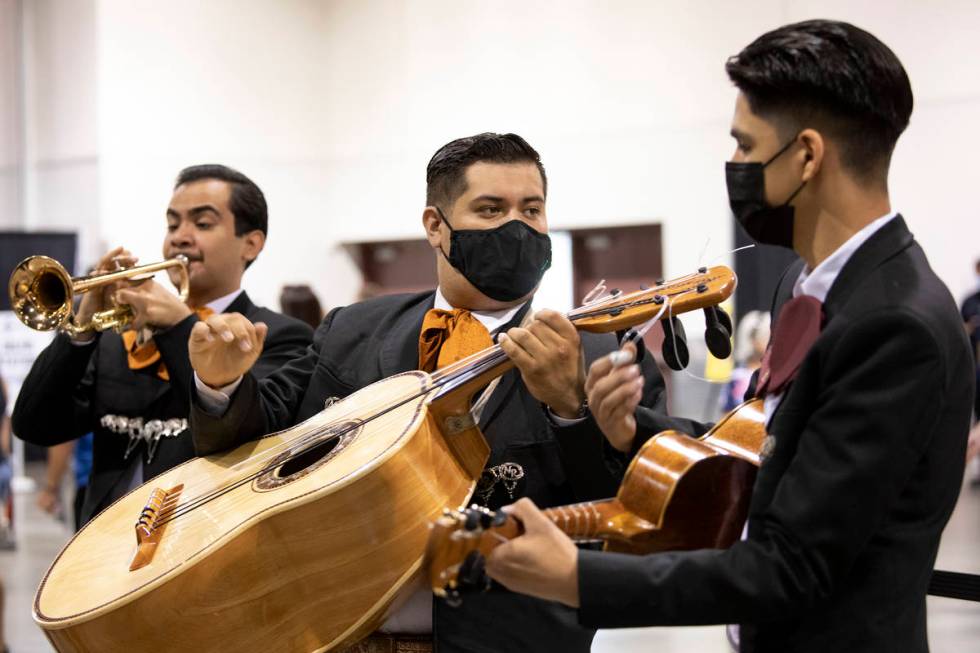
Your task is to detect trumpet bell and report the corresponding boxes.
[7,254,189,336]
[8,255,74,331]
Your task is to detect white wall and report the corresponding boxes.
[89,0,980,312]
[0,0,22,230]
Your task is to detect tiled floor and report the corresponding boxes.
[2,465,979,652]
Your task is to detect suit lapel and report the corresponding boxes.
[379,292,436,377]
[226,290,256,316]
[822,214,914,321]
[475,302,533,431]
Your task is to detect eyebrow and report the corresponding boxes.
[469,195,545,204]
[167,205,221,220]
[730,127,753,143]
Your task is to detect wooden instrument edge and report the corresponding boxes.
[34,371,439,629]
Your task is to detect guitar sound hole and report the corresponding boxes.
[254,419,362,491]
[277,439,340,478]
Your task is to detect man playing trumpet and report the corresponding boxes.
[13,164,313,527]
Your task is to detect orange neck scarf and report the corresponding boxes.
[123,306,214,381]
[418,308,493,373]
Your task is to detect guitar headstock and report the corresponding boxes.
[424,505,521,606]
[570,265,736,333]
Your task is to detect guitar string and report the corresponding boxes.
[153,287,698,527]
[153,286,705,529]
[151,274,721,528]
[159,282,692,504]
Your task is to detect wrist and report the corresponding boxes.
[200,372,241,390]
[156,304,194,330]
[551,394,588,420]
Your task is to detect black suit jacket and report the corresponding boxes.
[191,290,668,653]
[577,216,974,652]
[13,291,313,525]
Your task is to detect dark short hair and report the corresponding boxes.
[425,133,547,209]
[726,20,913,182]
[175,164,268,237]
[279,284,323,330]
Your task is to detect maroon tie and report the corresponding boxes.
[755,295,824,398]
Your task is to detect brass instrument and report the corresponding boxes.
[7,254,189,336]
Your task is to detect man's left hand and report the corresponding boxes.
[498,309,586,418]
[485,498,581,607]
[115,280,193,331]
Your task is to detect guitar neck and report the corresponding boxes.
[488,498,648,544]
[543,498,650,542]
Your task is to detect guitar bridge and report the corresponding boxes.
[129,484,183,571]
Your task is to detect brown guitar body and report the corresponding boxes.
[606,398,766,553]
[425,399,768,599]
[35,372,488,653]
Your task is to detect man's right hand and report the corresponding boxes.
[74,246,138,342]
[189,313,268,388]
[584,341,643,453]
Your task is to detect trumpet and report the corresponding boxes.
[7,254,189,337]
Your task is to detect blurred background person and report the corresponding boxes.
[35,433,92,532]
[722,310,770,412]
[0,373,12,551]
[279,284,324,330]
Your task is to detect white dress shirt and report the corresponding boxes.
[762,212,897,423]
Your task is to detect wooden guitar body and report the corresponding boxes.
[425,399,767,599]
[35,372,487,653]
[606,398,766,553]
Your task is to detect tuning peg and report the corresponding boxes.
[464,510,481,532]
[703,307,733,359]
[478,509,495,529]
[458,551,491,592]
[715,305,733,333]
[443,586,463,608]
[661,316,690,371]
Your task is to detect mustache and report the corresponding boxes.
[169,251,203,263]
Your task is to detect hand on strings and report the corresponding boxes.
[74,246,138,342]
[498,309,586,418]
[585,341,642,452]
[115,280,192,331]
[485,498,580,607]
[189,313,267,388]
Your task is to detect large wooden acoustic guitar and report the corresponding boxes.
[32,267,735,652]
[424,399,767,603]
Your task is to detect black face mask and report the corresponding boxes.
[436,207,552,302]
[726,137,806,249]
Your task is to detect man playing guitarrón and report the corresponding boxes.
[188,133,675,653]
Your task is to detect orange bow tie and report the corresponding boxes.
[418,308,493,373]
[124,306,215,381]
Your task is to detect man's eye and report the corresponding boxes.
[525,207,542,217]
[166,224,178,232]
[196,221,213,230]
[479,206,501,216]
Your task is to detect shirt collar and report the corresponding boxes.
[433,286,526,334]
[205,288,243,314]
[793,212,897,302]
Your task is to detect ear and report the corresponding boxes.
[797,128,825,182]
[422,206,445,250]
[241,229,266,267]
